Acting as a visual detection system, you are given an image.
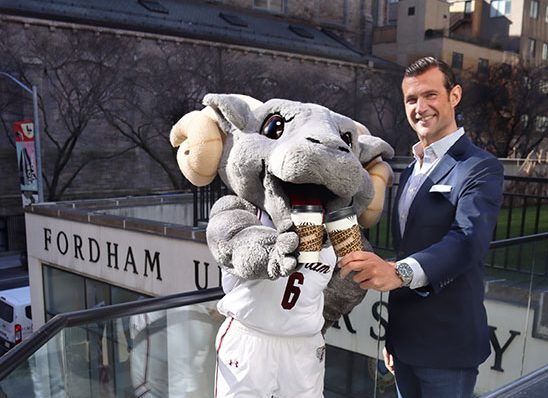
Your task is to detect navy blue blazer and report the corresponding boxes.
[387,134,504,368]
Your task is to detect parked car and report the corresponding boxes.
[0,286,32,351]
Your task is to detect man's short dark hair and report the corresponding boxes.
[404,57,458,93]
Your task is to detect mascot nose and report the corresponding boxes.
[305,137,349,153]
[306,137,321,144]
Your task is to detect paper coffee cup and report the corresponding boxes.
[291,205,324,263]
[325,207,364,258]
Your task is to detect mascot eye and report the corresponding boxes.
[341,132,353,148]
[261,114,285,139]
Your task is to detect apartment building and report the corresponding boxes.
[372,0,548,71]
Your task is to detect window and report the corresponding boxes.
[138,0,168,14]
[254,0,284,13]
[530,0,539,18]
[408,7,415,16]
[535,116,548,132]
[219,12,248,27]
[452,52,463,69]
[540,80,548,94]
[490,0,511,17]
[543,43,548,60]
[25,305,32,320]
[43,265,148,320]
[0,300,13,322]
[289,25,314,39]
[465,1,472,14]
[501,62,512,77]
[529,38,536,58]
[546,5,548,23]
[478,58,489,74]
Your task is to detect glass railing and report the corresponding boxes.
[1,234,547,397]
[478,233,548,396]
[0,288,224,397]
[322,233,548,398]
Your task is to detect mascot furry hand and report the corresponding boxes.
[170,94,394,396]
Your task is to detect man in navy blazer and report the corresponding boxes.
[339,57,504,397]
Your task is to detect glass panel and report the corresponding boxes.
[481,238,548,394]
[0,300,223,397]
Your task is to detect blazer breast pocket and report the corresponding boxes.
[420,188,456,227]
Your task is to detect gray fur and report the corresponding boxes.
[202,94,394,326]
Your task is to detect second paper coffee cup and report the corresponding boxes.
[325,206,364,258]
[290,205,324,263]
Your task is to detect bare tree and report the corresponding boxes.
[101,42,219,190]
[358,69,415,155]
[0,25,138,201]
[460,62,548,158]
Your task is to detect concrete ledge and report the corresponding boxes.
[25,193,199,242]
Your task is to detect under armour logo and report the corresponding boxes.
[228,359,239,368]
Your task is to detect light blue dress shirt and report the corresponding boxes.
[398,128,465,289]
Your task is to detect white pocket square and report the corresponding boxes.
[430,184,452,193]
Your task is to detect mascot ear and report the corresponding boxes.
[354,122,395,228]
[203,93,263,131]
[170,94,263,187]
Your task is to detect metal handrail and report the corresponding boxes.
[489,232,548,249]
[0,287,224,380]
[480,363,548,398]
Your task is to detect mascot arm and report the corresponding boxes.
[206,195,300,280]
[322,269,367,334]
[322,235,373,334]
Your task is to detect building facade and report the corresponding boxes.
[372,0,548,69]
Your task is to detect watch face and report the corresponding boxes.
[396,262,413,286]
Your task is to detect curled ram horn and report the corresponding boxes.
[353,121,395,229]
[358,157,394,228]
[169,106,224,187]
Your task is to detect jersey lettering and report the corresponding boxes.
[281,272,304,310]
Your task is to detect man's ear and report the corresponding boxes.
[203,94,263,131]
[450,84,462,108]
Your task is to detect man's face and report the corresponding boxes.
[402,67,461,146]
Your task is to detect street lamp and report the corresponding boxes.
[0,71,44,202]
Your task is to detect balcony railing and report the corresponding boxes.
[1,236,546,397]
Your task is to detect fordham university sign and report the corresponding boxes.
[26,213,222,296]
[43,227,163,281]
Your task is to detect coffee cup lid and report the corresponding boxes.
[291,205,324,213]
[325,206,356,222]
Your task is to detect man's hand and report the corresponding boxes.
[383,347,395,375]
[338,251,402,292]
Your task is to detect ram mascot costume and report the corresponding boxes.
[170,94,394,398]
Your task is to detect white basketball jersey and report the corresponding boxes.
[216,209,336,336]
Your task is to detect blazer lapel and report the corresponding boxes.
[402,135,470,240]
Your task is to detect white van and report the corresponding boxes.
[0,286,32,349]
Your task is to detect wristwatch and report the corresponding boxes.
[395,261,413,287]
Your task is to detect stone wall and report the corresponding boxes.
[0,15,395,216]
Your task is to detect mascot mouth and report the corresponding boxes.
[280,181,336,208]
[260,162,337,211]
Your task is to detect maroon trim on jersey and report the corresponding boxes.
[214,317,235,398]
